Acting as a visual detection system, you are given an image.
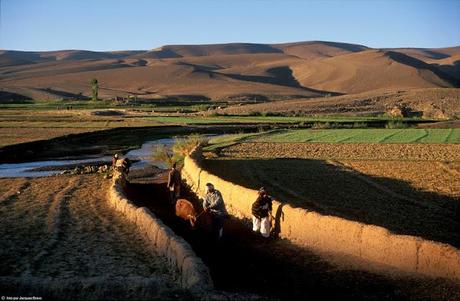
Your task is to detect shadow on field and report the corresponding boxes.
[124,172,459,300]
[203,158,460,248]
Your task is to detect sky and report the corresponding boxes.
[1,0,460,51]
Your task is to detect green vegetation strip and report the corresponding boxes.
[207,129,460,145]
[143,115,427,125]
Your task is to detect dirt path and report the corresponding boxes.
[126,174,460,301]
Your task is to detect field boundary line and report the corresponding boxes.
[21,177,82,276]
[328,160,432,209]
[377,129,401,143]
[334,130,365,143]
[444,128,454,143]
[414,129,429,143]
[0,179,30,205]
[302,131,331,142]
[437,161,460,177]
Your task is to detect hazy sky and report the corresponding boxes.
[1,0,460,51]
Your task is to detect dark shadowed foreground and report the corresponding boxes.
[126,170,460,301]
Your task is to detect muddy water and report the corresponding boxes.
[0,138,175,178]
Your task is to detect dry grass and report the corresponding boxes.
[172,134,208,157]
[152,134,208,168]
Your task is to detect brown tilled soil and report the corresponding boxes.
[221,142,460,161]
[339,160,460,198]
[126,172,460,301]
[0,175,183,299]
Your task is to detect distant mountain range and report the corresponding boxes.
[0,41,459,102]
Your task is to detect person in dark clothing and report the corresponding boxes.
[121,158,131,174]
[167,162,181,204]
[252,187,273,238]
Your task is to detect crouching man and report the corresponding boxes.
[252,187,273,238]
[202,183,228,241]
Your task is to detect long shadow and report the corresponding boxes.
[0,125,267,164]
[124,173,443,300]
[213,67,341,95]
[386,51,460,86]
[432,59,460,82]
[203,158,460,248]
[38,88,90,100]
[183,62,341,96]
[0,90,30,101]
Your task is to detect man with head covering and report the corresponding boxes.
[252,187,273,238]
[112,154,119,168]
[202,183,228,241]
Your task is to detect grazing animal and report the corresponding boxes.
[175,198,199,227]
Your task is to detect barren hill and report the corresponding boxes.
[0,41,459,103]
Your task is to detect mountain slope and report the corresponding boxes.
[0,41,459,101]
[290,49,458,94]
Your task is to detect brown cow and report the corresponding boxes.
[175,198,213,230]
[175,198,199,227]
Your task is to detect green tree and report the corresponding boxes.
[90,78,99,101]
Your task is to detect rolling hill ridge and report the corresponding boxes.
[1,41,459,102]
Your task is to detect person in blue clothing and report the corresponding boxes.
[202,183,228,241]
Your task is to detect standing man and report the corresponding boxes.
[252,187,273,238]
[112,154,119,169]
[167,162,181,205]
[202,183,228,241]
[121,158,131,175]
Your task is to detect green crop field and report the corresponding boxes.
[206,129,460,147]
[251,129,460,144]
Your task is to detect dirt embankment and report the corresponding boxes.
[0,174,187,300]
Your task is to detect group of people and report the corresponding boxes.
[112,154,131,174]
[167,164,274,240]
